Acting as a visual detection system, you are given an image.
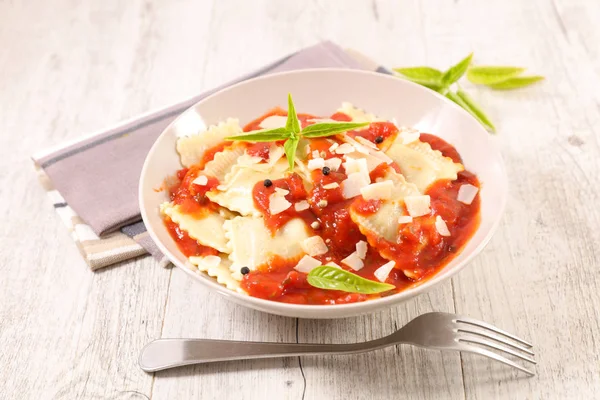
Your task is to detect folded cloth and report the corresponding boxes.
[32,41,387,270]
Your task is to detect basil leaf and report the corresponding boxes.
[486,75,544,90]
[466,66,525,85]
[307,266,396,294]
[283,138,299,171]
[286,93,301,134]
[301,121,370,138]
[393,67,444,90]
[442,53,473,86]
[446,90,496,133]
[226,127,289,142]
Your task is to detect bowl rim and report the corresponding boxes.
[139,67,507,315]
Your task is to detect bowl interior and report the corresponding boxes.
[139,68,507,318]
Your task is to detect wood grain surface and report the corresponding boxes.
[1,0,599,399]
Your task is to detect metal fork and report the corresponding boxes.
[139,312,535,375]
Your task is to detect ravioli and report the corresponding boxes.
[207,157,288,216]
[188,255,245,294]
[202,145,245,181]
[160,203,230,253]
[386,137,464,192]
[350,170,420,242]
[337,102,384,126]
[176,118,243,167]
[224,216,310,280]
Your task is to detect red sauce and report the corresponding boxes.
[420,133,462,163]
[252,173,314,234]
[330,112,353,122]
[348,121,399,143]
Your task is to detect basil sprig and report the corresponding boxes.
[394,54,544,133]
[307,266,395,294]
[226,94,369,170]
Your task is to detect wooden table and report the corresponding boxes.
[2,0,599,398]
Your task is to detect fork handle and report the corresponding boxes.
[139,338,386,372]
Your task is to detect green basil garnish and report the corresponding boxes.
[226,93,369,171]
[307,266,395,294]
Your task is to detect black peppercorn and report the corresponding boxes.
[263,179,273,187]
[374,136,384,144]
[240,266,250,275]
[322,166,331,175]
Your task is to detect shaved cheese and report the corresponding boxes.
[267,144,285,165]
[341,251,364,271]
[301,236,329,256]
[308,157,325,170]
[192,175,208,185]
[269,193,292,215]
[356,240,368,259]
[342,172,371,199]
[294,200,310,211]
[370,149,394,164]
[398,215,413,224]
[324,157,342,171]
[237,153,263,166]
[457,184,479,205]
[335,143,355,154]
[355,136,378,149]
[404,195,431,217]
[312,150,320,159]
[329,142,339,152]
[274,187,289,196]
[258,115,288,129]
[323,182,340,189]
[343,157,369,176]
[294,255,322,273]
[360,180,394,200]
[399,128,420,144]
[435,216,451,236]
[374,261,396,282]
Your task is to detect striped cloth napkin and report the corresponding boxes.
[32,41,387,270]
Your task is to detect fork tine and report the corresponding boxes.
[457,328,535,355]
[458,337,536,364]
[458,342,536,376]
[455,316,533,348]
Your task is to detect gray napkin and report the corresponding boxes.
[32,41,385,269]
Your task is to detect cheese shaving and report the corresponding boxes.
[356,240,368,259]
[341,251,364,271]
[435,216,451,236]
[307,157,325,170]
[323,182,340,189]
[342,172,371,199]
[335,143,355,154]
[192,175,208,186]
[294,255,322,273]
[404,195,431,217]
[324,157,342,171]
[360,180,394,200]
[374,261,396,282]
[457,184,479,205]
[294,200,310,211]
[269,193,292,215]
[398,215,413,224]
[301,236,329,257]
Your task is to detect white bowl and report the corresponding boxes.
[139,68,507,319]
